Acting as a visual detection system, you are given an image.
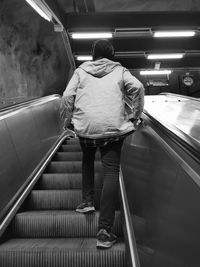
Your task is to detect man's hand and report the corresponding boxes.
[64,128,76,138]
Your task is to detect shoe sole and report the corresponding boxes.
[96,239,117,248]
[76,207,95,213]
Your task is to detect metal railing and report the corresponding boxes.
[0,94,61,115]
[119,168,141,267]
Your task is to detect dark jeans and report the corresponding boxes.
[80,139,124,232]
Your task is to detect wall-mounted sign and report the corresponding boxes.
[183,75,194,87]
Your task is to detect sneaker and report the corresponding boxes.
[76,202,95,213]
[96,229,117,248]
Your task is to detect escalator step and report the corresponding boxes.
[64,138,80,144]
[0,238,126,267]
[12,211,122,238]
[46,161,102,173]
[39,173,103,190]
[39,173,82,189]
[54,152,101,161]
[28,190,102,210]
[28,190,82,210]
[54,152,83,161]
[59,145,81,152]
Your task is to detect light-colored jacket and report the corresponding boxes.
[60,58,144,139]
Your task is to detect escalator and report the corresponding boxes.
[0,94,199,267]
[0,137,127,266]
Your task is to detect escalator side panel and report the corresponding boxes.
[121,126,200,267]
[0,97,62,222]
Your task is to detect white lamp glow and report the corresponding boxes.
[147,53,184,59]
[153,31,195,38]
[76,56,93,61]
[71,33,113,39]
[25,0,52,21]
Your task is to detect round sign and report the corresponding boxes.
[183,76,194,87]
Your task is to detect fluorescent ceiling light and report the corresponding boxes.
[71,33,113,39]
[140,70,172,75]
[147,53,184,59]
[76,56,93,61]
[25,0,52,21]
[153,31,195,38]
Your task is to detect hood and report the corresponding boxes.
[79,58,121,78]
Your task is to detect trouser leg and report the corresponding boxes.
[98,140,124,232]
[80,142,97,203]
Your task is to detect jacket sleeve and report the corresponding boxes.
[60,70,79,129]
[123,68,145,120]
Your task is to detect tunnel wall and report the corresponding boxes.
[0,1,70,108]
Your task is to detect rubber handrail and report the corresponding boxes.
[143,111,200,161]
[0,94,61,114]
[119,168,141,267]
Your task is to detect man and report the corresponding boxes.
[60,39,144,248]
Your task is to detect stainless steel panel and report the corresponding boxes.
[32,98,62,141]
[144,94,200,147]
[0,96,62,220]
[121,125,200,267]
[5,107,42,175]
[0,120,24,213]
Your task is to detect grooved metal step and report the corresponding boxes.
[54,152,83,161]
[0,238,126,267]
[54,152,101,161]
[64,138,80,145]
[28,190,102,210]
[39,173,103,190]
[12,211,122,238]
[28,190,82,210]
[0,137,129,267]
[45,161,102,173]
[59,145,82,152]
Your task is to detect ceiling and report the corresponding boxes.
[23,0,200,70]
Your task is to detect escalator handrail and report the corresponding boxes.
[0,131,69,238]
[0,94,61,115]
[144,123,200,187]
[119,168,141,267]
[160,92,200,101]
[143,111,200,161]
[126,95,200,157]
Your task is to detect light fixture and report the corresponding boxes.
[153,31,195,38]
[140,70,172,75]
[71,32,113,39]
[25,0,52,21]
[147,53,184,59]
[76,56,93,61]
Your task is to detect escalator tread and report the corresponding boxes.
[0,238,126,251]
[0,238,126,267]
[12,210,123,238]
[0,137,127,267]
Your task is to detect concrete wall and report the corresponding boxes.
[0,1,70,108]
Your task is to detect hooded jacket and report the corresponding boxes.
[60,58,144,139]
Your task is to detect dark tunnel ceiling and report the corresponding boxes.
[7,0,200,70]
